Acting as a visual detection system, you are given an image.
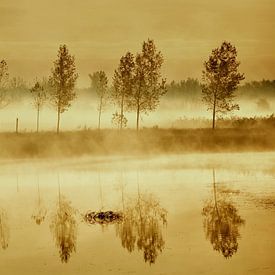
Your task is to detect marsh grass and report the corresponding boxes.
[0,127,275,158]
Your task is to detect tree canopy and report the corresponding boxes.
[49,45,78,133]
[202,41,245,129]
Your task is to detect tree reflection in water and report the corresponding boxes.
[116,192,167,264]
[50,191,77,263]
[31,179,47,225]
[202,170,245,258]
[0,208,9,250]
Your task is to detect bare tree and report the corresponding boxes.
[49,45,78,133]
[130,39,166,131]
[0,60,9,109]
[112,52,135,130]
[89,71,108,130]
[30,79,47,132]
[202,41,245,129]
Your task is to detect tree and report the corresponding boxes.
[49,45,78,133]
[131,39,167,131]
[112,52,135,130]
[0,60,9,109]
[89,71,108,130]
[202,41,245,129]
[30,79,47,132]
[112,112,127,129]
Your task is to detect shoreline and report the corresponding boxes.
[0,128,275,158]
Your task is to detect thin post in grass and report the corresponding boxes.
[15,118,19,134]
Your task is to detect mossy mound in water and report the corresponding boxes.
[84,211,123,225]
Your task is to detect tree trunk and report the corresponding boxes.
[16,118,19,134]
[120,94,124,130]
[212,95,216,130]
[98,97,103,130]
[56,107,60,134]
[136,104,140,131]
[98,109,101,130]
[36,106,40,133]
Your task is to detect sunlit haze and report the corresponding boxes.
[1,0,275,87]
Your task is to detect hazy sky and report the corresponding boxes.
[0,0,274,87]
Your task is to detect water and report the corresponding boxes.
[0,153,275,274]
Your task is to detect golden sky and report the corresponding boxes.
[0,0,274,87]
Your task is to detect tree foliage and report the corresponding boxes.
[49,45,78,133]
[202,41,245,129]
[112,112,127,129]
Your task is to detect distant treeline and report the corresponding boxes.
[6,78,275,101]
[237,80,275,98]
[166,78,275,100]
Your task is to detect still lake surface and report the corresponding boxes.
[0,153,274,274]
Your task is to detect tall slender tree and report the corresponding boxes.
[49,45,78,133]
[30,79,47,132]
[89,71,108,130]
[202,41,245,129]
[130,39,167,131]
[112,52,135,130]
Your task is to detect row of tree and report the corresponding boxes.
[90,39,166,131]
[0,46,78,133]
[95,40,245,130]
[0,40,245,132]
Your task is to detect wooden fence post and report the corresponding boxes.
[16,118,19,134]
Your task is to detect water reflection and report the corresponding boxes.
[0,208,9,250]
[202,170,245,258]
[50,187,77,263]
[31,178,47,225]
[116,190,167,264]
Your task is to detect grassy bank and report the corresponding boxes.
[1,128,275,158]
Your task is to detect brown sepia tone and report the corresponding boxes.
[0,0,275,274]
